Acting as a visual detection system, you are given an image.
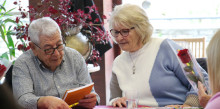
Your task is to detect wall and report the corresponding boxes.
[104,0,122,104]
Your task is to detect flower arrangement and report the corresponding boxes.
[177,49,209,92]
[13,0,109,66]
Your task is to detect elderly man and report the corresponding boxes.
[12,17,99,109]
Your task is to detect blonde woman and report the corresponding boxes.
[108,4,208,108]
[198,30,220,109]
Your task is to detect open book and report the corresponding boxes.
[62,82,94,105]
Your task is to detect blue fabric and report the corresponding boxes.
[149,39,208,106]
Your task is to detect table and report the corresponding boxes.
[94,105,202,109]
[87,64,100,73]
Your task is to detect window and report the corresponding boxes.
[123,0,220,49]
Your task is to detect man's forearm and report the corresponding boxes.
[17,93,40,109]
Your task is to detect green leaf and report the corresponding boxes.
[187,73,199,86]
[0,52,9,60]
[7,8,16,13]
[6,31,15,57]
[184,66,193,72]
[0,24,6,41]
[2,0,6,7]
[189,61,193,68]
[0,0,7,13]
[8,25,13,31]
[0,5,6,13]
[4,8,16,16]
[4,18,16,24]
[0,13,13,18]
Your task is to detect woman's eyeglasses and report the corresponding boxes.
[110,27,135,38]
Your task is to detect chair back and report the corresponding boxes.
[172,37,205,58]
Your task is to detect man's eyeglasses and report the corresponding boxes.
[110,27,135,38]
[33,42,65,55]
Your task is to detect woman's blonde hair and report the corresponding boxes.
[109,4,153,44]
[206,30,220,95]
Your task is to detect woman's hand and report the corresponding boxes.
[112,97,126,107]
[198,81,211,107]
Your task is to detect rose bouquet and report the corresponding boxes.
[177,49,209,93]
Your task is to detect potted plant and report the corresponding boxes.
[13,0,110,66]
[0,0,15,84]
[0,0,16,61]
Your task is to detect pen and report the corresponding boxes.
[69,102,79,108]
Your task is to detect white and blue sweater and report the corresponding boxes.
[109,38,208,107]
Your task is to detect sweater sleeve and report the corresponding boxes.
[166,39,209,106]
[184,94,200,107]
[108,72,122,105]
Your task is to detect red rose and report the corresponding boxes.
[177,49,191,63]
[0,64,7,77]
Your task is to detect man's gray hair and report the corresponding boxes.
[28,17,61,44]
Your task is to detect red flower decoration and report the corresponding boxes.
[13,1,17,5]
[177,49,191,63]
[102,15,107,19]
[13,0,110,65]
[16,17,20,23]
[25,46,31,51]
[0,64,7,77]
[21,12,27,18]
[94,18,99,23]
[48,6,58,14]
[17,44,24,50]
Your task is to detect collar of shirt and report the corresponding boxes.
[33,55,65,71]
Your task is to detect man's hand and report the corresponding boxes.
[37,96,70,109]
[112,97,126,108]
[77,93,97,108]
[198,81,211,107]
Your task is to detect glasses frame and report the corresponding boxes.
[33,42,65,55]
[110,27,135,38]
